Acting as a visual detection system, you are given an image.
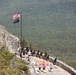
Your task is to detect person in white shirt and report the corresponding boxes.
[49,63,53,72]
[28,50,31,56]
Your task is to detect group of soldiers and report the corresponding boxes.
[19,46,57,65]
[19,47,49,60]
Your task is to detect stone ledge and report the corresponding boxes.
[48,56,76,75]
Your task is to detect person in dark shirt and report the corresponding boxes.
[53,58,57,65]
[36,50,39,57]
[30,49,32,53]
[40,52,43,56]
[38,64,42,70]
[20,52,22,59]
[46,55,49,60]
[45,52,47,56]
[32,50,36,56]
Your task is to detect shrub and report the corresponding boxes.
[1,50,14,60]
[18,64,29,73]
[0,71,6,75]
[15,57,27,64]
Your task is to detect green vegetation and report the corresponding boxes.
[0,0,76,69]
[0,46,29,75]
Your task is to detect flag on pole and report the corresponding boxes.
[12,13,20,23]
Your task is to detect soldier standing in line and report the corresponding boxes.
[53,58,57,65]
[36,50,39,57]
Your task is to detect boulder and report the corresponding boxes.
[0,25,20,53]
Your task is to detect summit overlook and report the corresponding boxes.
[0,0,76,69]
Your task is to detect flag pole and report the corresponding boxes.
[20,12,22,52]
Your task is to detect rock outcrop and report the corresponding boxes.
[0,25,19,53]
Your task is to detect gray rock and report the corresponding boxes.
[0,25,20,53]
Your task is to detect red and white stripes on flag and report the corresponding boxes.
[13,13,20,23]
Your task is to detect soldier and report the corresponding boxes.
[53,58,57,65]
[39,52,43,58]
[36,50,39,57]
[46,55,49,60]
